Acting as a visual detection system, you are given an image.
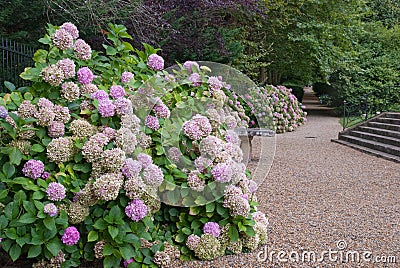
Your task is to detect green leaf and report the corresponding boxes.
[31,144,45,152]
[168,208,179,217]
[38,37,51,45]
[119,244,134,260]
[28,244,42,258]
[73,163,91,173]
[216,204,229,217]
[194,195,207,206]
[18,213,36,224]
[46,238,62,256]
[4,81,16,91]
[43,217,56,230]
[9,244,22,261]
[0,189,8,201]
[14,190,27,204]
[181,227,192,235]
[16,236,30,247]
[88,230,98,242]
[102,244,114,256]
[23,201,36,215]
[0,215,9,228]
[9,147,22,165]
[191,220,201,230]
[37,179,48,189]
[174,233,185,243]
[124,234,141,249]
[94,218,108,230]
[5,228,18,239]
[206,202,215,213]
[109,206,122,219]
[106,46,118,56]
[238,222,246,232]
[24,92,33,101]
[104,255,120,268]
[33,49,48,63]
[3,162,15,179]
[108,226,119,239]
[245,226,256,237]
[32,191,45,200]
[229,225,239,242]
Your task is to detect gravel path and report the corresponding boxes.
[177,111,400,267]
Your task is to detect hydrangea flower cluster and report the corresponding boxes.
[0,106,7,119]
[0,23,272,266]
[147,54,164,71]
[125,199,148,221]
[77,67,94,85]
[203,222,221,237]
[46,182,66,201]
[61,226,80,245]
[182,114,212,140]
[74,39,92,60]
[44,203,58,217]
[22,159,44,179]
[121,71,134,84]
[245,85,307,133]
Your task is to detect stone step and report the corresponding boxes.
[358,126,400,140]
[339,135,400,156]
[331,139,400,163]
[349,130,400,147]
[367,122,400,132]
[385,112,400,119]
[375,117,400,125]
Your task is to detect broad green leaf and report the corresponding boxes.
[43,217,56,230]
[2,162,15,179]
[46,238,62,256]
[88,230,98,242]
[4,81,16,91]
[18,213,36,224]
[229,225,239,242]
[94,219,108,230]
[108,226,119,239]
[9,148,22,165]
[102,243,114,256]
[206,202,215,213]
[31,144,45,152]
[9,244,22,261]
[28,245,42,258]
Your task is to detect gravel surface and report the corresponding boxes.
[177,111,400,268]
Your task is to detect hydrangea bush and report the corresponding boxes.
[0,23,268,267]
[244,85,307,133]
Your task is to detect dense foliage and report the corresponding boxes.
[1,0,399,111]
[0,23,269,267]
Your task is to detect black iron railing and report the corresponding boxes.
[342,85,400,130]
[0,37,35,92]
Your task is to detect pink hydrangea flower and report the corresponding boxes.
[203,222,221,237]
[147,54,164,70]
[62,226,80,245]
[22,159,44,179]
[125,199,148,222]
[145,115,160,130]
[77,67,94,85]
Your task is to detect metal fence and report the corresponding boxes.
[0,37,35,93]
[342,85,400,130]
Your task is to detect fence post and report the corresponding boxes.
[343,100,347,131]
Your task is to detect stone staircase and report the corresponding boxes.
[332,112,400,163]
